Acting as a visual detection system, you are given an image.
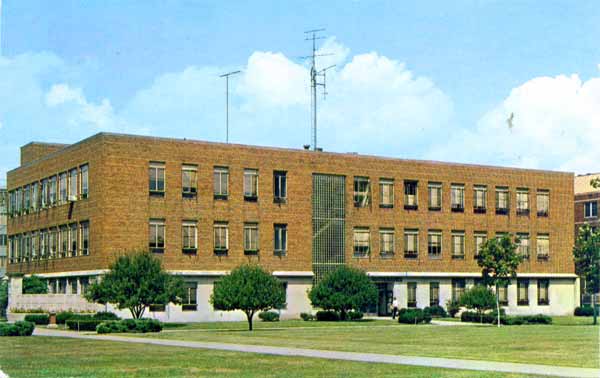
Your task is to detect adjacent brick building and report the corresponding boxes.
[6,133,579,320]
[574,173,599,305]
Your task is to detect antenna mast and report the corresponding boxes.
[219,70,241,143]
[304,28,335,151]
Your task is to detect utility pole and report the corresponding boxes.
[219,70,241,143]
[304,29,335,151]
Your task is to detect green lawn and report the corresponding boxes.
[0,337,536,378]
[130,317,599,368]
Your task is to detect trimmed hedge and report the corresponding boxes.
[398,308,432,324]
[58,311,119,325]
[423,305,447,318]
[24,314,50,325]
[461,311,552,325]
[315,310,340,321]
[56,312,75,325]
[574,306,596,316]
[66,319,103,331]
[258,311,280,322]
[300,312,315,321]
[0,321,35,336]
[347,311,364,321]
[96,319,162,334]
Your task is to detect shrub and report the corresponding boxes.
[258,311,280,322]
[56,311,75,325]
[22,276,48,294]
[66,319,103,331]
[300,312,315,321]
[96,319,162,334]
[461,311,495,324]
[460,311,552,325]
[347,311,364,321]
[398,308,432,324]
[423,305,447,318]
[316,310,340,321]
[24,314,49,325]
[0,321,35,336]
[574,306,595,316]
[503,316,525,325]
[522,314,552,324]
[93,312,120,321]
[446,300,460,318]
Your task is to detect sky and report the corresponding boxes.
[1,1,599,182]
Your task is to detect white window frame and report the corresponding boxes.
[149,162,166,194]
[354,177,371,207]
[80,222,89,256]
[428,230,442,258]
[182,221,198,251]
[214,167,229,197]
[495,187,509,211]
[243,169,259,199]
[379,179,394,207]
[451,231,465,259]
[517,233,530,259]
[214,222,229,253]
[404,181,418,207]
[516,188,530,213]
[59,172,68,204]
[474,232,487,258]
[273,171,287,201]
[379,228,394,256]
[404,229,419,258]
[274,224,287,255]
[69,168,78,200]
[244,223,259,253]
[353,227,370,257]
[451,184,465,210]
[536,234,550,259]
[80,164,89,199]
[474,185,487,210]
[182,164,198,197]
[584,201,598,218]
[537,190,549,216]
[149,219,166,253]
[428,182,442,210]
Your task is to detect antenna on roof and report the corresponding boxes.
[303,28,335,151]
[219,70,241,143]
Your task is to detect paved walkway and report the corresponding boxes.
[34,328,599,378]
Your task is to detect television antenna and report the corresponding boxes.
[219,70,241,143]
[303,28,335,151]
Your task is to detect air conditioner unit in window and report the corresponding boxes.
[68,195,78,202]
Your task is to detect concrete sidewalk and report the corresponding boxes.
[34,328,599,378]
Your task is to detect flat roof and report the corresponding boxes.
[575,173,600,194]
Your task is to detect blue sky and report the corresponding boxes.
[1,1,599,181]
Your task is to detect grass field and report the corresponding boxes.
[0,337,537,378]
[132,317,599,368]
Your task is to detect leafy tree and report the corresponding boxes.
[591,178,600,189]
[459,285,496,323]
[308,266,377,320]
[210,265,286,331]
[574,225,600,325]
[22,275,48,294]
[0,280,8,318]
[477,234,524,327]
[85,251,185,319]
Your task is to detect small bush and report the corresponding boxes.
[0,321,35,336]
[503,316,525,325]
[575,306,595,316]
[398,308,432,324]
[300,312,315,321]
[93,312,120,321]
[423,305,447,318]
[22,276,48,294]
[446,300,460,318]
[347,311,364,321]
[316,310,340,321]
[66,319,103,331]
[521,314,552,324]
[24,314,49,325]
[258,311,280,322]
[461,311,552,325]
[461,311,495,324]
[56,311,75,324]
[96,319,162,334]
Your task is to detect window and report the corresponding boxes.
[49,228,58,259]
[182,282,198,311]
[58,278,67,294]
[498,281,508,305]
[404,229,419,258]
[451,184,465,212]
[80,277,90,295]
[36,231,44,260]
[182,165,198,198]
[452,279,465,301]
[23,233,31,261]
[451,231,465,259]
[273,171,287,203]
[537,190,549,216]
[41,179,49,208]
[149,162,165,195]
[537,234,549,260]
[49,176,57,205]
[407,282,417,308]
[80,222,89,256]
[69,168,78,200]
[213,167,229,199]
[474,232,487,259]
[404,181,418,209]
[380,228,394,257]
[430,282,440,306]
[59,172,68,204]
[428,230,442,258]
[69,278,78,295]
[517,279,529,305]
[149,304,166,312]
[584,201,598,218]
[244,169,259,201]
[214,222,229,255]
[353,227,370,257]
[80,164,89,199]
[244,223,259,254]
[354,177,370,207]
[274,224,287,256]
[428,182,442,210]
[69,224,78,257]
[516,188,529,215]
[495,187,509,214]
[182,221,197,253]
[517,233,530,259]
[473,185,487,213]
[0,234,6,248]
[31,182,39,211]
[60,226,68,258]
[16,188,22,214]
[23,185,30,212]
[379,179,394,208]
[538,279,549,305]
[149,219,165,253]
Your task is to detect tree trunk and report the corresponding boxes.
[246,310,254,331]
[495,282,500,327]
[593,293,598,326]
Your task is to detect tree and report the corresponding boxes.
[210,265,286,331]
[0,280,8,318]
[85,251,185,319]
[477,234,524,327]
[22,275,48,294]
[308,266,377,320]
[459,285,496,323]
[574,225,600,325]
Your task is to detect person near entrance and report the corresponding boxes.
[391,297,399,319]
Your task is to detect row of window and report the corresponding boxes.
[421,279,550,307]
[7,164,89,217]
[584,201,598,218]
[149,163,288,203]
[353,228,550,260]
[7,221,90,264]
[355,177,550,216]
[149,219,288,256]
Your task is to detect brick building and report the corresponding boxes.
[0,187,7,278]
[6,133,579,320]
[574,173,599,305]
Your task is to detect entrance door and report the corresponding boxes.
[377,283,393,316]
